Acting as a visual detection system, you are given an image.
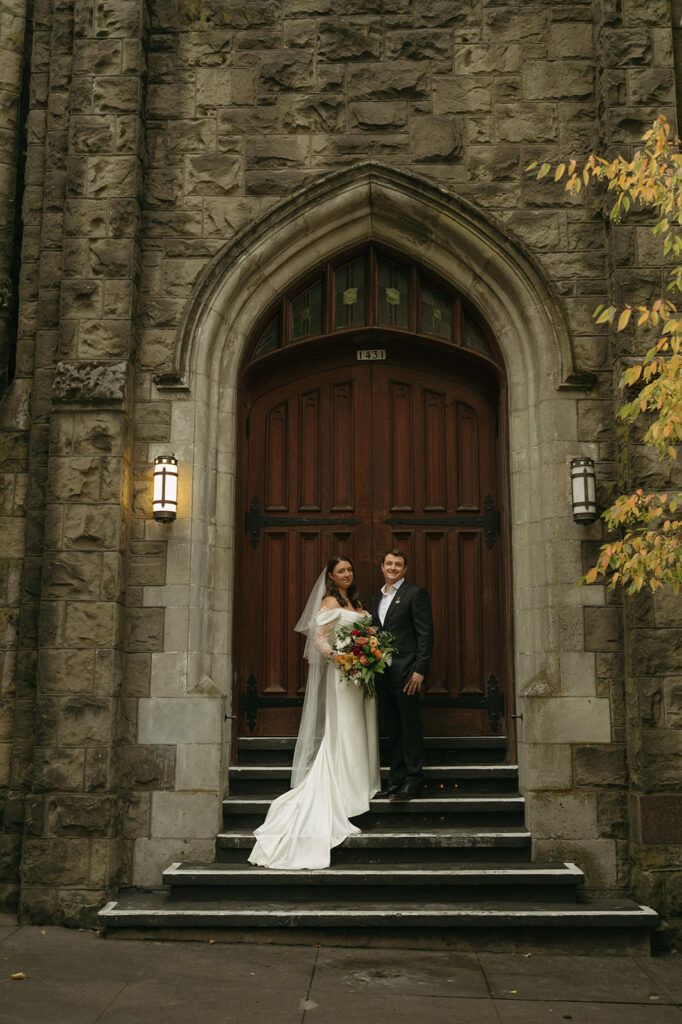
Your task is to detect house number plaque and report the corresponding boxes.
[356,349,386,361]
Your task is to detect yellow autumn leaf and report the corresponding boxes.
[617,307,632,331]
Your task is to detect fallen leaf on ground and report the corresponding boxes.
[12,972,27,980]
[299,999,318,1010]
[508,989,518,994]
[523,953,532,957]
[208,939,216,944]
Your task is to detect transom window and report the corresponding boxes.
[248,245,499,365]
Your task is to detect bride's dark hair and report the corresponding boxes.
[325,555,362,610]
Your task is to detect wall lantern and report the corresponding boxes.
[153,455,178,522]
[571,457,597,523]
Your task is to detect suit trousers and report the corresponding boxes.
[380,664,424,786]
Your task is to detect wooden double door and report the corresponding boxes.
[235,339,508,738]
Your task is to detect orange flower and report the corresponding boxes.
[359,654,369,666]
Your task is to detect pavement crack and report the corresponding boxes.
[300,945,321,1023]
[478,953,504,1024]
[91,978,132,1024]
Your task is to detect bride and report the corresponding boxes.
[248,555,381,870]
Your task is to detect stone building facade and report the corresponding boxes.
[0,0,681,938]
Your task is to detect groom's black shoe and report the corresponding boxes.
[377,782,402,799]
[390,780,423,802]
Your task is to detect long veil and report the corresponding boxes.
[290,570,328,788]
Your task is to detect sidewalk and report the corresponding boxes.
[1,913,681,1024]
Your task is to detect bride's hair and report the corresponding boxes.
[325,555,362,609]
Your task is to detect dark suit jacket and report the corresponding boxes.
[371,581,434,683]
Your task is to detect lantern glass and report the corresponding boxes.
[586,471,596,505]
[153,456,178,522]
[571,457,597,523]
[572,473,586,505]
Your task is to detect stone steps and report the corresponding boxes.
[237,735,508,766]
[215,825,534,863]
[164,860,583,886]
[97,735,658,952]
[163,860,585,903]
[222,794,526,830]
[229,763,520,796]
[98,891,658,955]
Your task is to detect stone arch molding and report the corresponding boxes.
[136,164,601,886]
[170,162,576,391]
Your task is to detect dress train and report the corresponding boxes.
[248,608,380,870]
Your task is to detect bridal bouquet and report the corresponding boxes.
[333,622,397,699]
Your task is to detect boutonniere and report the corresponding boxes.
[395,597,401,605]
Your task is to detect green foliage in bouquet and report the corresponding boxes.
[333,622,398,699]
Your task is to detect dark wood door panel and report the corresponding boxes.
[370,363,503,733]
[236,344,506,737]
[238,364,372,734]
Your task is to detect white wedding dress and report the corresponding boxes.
[248,607,381,870]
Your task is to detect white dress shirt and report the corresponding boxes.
[377,577,405,625]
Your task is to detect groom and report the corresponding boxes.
[371,549,434,801]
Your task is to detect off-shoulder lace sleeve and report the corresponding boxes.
[314,620,334,658]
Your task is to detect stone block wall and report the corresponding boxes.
[1,0,152,922]
[0,0,29,913]
[0,0,680,932]
[0,0,28,396]
[593,0,682,938]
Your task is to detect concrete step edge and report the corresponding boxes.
[229,765,520,777]
[163,861,585,884]
[216,829,532,848]
[98,902,659,928]
[238,736,508,745]
[222,796,525,809]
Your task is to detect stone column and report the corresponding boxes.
[0,0,58,916]
[0,0,29,913]
[594,0,682,937]
[17,0,148,924]
[0,0,28,395]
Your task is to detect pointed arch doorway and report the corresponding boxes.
[234,244,511,741]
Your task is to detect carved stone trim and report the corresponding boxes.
[152,372,191,394]
[52,360,128,406]
[557,372,598,392]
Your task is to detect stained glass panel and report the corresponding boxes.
[463,313,491,356]
[334,259,366,329]
[254,315,281,357]
[377,257,409,328]
[291,281,323,341]
[421,280,452,339]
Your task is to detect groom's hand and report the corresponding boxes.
[403,672,424,695]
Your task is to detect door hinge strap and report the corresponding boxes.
[385,494,500,549]
[245,496,360,549]
[242,675,304,733]
[242,673,503,733]
[423,674,503,732]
